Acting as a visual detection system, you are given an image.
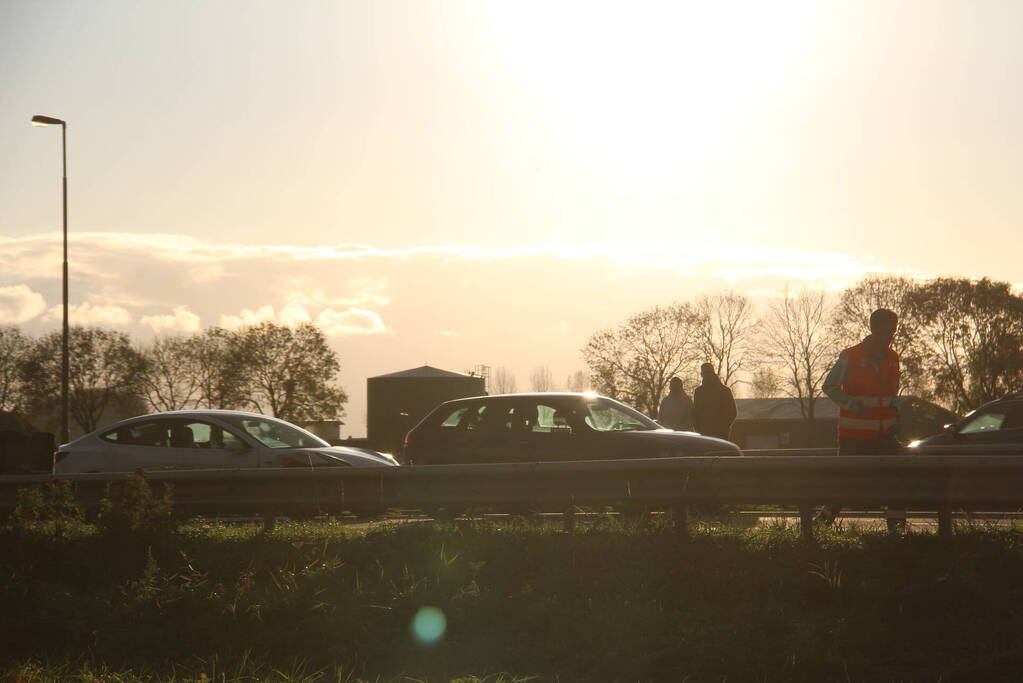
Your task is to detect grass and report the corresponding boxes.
[4,515,1023,681]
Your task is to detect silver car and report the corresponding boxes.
[54,410,398,473]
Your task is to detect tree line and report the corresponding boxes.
[580,276,1023,419]
[0,321,347,434]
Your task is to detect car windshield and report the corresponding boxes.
[958,401,1023,435]
[217,415,329,449]
[581,398,659,432]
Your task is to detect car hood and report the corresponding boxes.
[277,446,399,467]
[317,446,399,467]
[600,429,741,454]
[905,431,957,451]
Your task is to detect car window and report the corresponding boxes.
[438,405,485,431]
[531,403,580,434]
[477,404,514,434]
[217,415,328,449]
[101,420,171,447]
[584,400,655,432]
[960,401,1023,434]
[185,422,242,449]
[101,419,242,449]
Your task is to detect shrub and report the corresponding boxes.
[96,471,177,537]
[9,479,83,534]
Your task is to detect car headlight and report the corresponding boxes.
[907,440,922,449]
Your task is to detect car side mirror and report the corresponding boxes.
[943,423,960,437]
[224,440,249,453]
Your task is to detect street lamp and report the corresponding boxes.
[31,114,70,445]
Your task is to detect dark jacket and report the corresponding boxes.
[692,379,737,440]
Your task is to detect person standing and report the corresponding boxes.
[692,363,737,441]
[821,308,903,530]
[658,376,694,430]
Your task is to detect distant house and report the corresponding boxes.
[730,396,958,449]
[367,365,486,458]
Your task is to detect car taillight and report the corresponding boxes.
[404,433,413,447]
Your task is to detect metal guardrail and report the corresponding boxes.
[3,454,1023,540]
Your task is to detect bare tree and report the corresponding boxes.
[491,366,518,394]
[530,366,555,392]
[139,336,204,412]
[695,293,758,388]
[583,303,701,415]
[192,327,247,410]
[0,326,30,413]
[20,326,147,433]
[748,365,783,399]
[565,370,588,393]
[761,289,838,421]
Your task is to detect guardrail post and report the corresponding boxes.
[563,504,576,533]
[261,512,276,533]
[799,504,815,544]
[938,505,953,538]
[672,504,690,542]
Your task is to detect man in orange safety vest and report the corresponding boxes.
[820,308,904,530]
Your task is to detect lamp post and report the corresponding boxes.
[31,114,70,445]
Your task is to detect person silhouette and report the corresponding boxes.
[692,363,736,441]
[658,376,693,431]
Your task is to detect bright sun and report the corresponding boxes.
[483,2,823,197]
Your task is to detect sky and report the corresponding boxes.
[2,1,1022,434]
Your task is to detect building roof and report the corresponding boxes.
[736,398,839,420]
[370,365,479,380]
[735,396,955,421]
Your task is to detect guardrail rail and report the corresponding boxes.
[4,453,1023,540]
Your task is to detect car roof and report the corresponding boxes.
[443,392,600,403]
[978,393,1023,409]
[115,409,273,420]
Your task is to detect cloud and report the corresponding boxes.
[317,308,388,336]
[220,305,277,330]
[279,303,313,326]
[0,285,47,323]
[283,278,390,309]
[45,302,131,326]
[0,232,893,285]
[141,306,202,334]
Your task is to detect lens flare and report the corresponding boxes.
[411,606,446,646]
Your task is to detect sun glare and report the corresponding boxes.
[483,2,823,197]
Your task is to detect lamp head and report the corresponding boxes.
[32,115,65,127]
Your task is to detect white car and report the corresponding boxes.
[54,410,398,474]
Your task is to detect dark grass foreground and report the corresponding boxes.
[4,517,1023,682]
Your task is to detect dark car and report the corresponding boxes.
[906,393,1023,455]
[403,392,741,465]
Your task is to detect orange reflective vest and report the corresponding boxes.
[837,341,900,440]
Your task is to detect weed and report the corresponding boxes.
[4,518,1023,681]
[95,471,177,538]
[9,479,83,536]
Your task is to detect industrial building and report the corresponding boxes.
[367,365,486,460]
